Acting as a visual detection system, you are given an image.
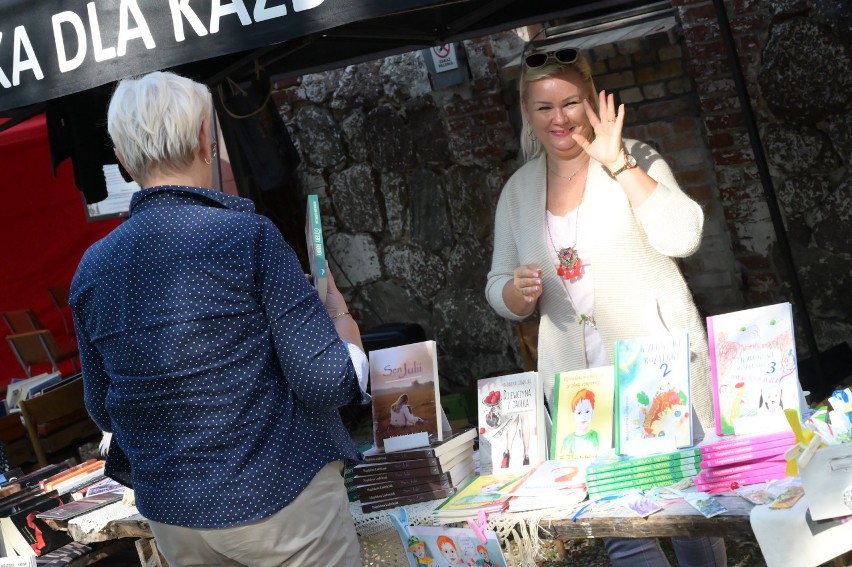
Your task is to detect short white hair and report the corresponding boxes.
[107,71,212,182]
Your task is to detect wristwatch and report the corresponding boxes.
[611,152,637,177]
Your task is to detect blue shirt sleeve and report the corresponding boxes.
[71,276,113,433]
[254,217,365,410]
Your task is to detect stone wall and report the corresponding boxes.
[265,1,851,391]
[674,0,852,357]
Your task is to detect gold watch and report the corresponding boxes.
[611,153,637,177]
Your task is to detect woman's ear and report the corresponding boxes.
[198,119,213,162]
[114,148,140,184]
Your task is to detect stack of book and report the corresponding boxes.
[586,448,702,499]
[354,427,477,513]
[695,430,794,492]
[501,459,589,513]
[0,460,119,557]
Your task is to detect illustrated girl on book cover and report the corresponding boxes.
[390,393,427,428]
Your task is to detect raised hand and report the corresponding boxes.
[572,90,625,172]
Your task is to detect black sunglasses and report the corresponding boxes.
[524,48,580,69]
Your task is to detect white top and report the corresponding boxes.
[546,209,607,368]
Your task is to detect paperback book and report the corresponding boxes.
[586,457,700,483]
[353,449,471,483]
[355,455,475,500]
[551,366,614,460]
[393,523,508,567]
[699,435,794,461]
[700,455,788,480]
[698,430,795,456]
[305,194,327,304]
[354,440,472,476]
[587,448,701,476]
[369,340,442,451]
[707,302,803,435]
[432,473,524,521]
[360,486,459,514]
[360,427,477,463]
[699,446,789,469]
[477,371,545,474]
[614,332,692,455]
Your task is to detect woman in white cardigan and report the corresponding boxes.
[485,47,725,567]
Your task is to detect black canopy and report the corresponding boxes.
[0,0,647,122]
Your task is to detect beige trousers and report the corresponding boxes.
[148,461,361,567]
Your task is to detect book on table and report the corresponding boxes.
[359,426,476,463]
[369,340,444,451]
[392,523,508,567]
[614,331,692,455]
[5,372,62,411]
[0,491,74,557]
[707,302,804,435]
[354,438,473,476]
[431,472,526,521]
[551,366,615,460]
[476,371,545,474]
[305,194,327,304]
[586,447,701,477]
[35,491,123,522]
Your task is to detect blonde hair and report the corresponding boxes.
[391,393,409,413]
[107,71,212,183]
[519,51,598,161]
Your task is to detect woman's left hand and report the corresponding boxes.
[572,90,626,172]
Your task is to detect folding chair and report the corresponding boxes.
[6,330,79,378]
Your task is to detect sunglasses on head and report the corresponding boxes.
[523,48,580,69]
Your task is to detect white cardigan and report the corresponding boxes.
[486,139,714,431]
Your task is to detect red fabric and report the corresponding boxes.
[0,116,120,388]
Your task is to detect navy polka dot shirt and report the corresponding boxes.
[70,185,366,528]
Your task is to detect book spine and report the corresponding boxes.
[359,487,455,513]
[700,456,788,479]
[354,456,441,475]
[357,480,453,502]
[587,460,700,482]
[613,348,623,455]
[586,454,701,480]
[361,448,438,463]
[699,431,794,454]
[588,473,688,498]
[696,464,787,485]
[588,448,701,475]
[587,468,695,491]
[700,437,794,459]
[707,314,724,436]
[694,469,787,492]
[699,446,789,468]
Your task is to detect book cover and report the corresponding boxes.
[503,459,590,496]
[305,194,327,304]
[360,427,476,462]
[587,448,701,475]
[393,523,508,567]
[588,473,692,499]
[696,461,788,485]
[0,493,73,556]
[707,302,802,435]
[476,371,545,474]
[357,476,456,502]
[34,492,122,522]
[551,366,615,460]
[360,486,457,514]
[694,468,787,492]
[614,332,692,455]
[432,473,523,519]
[369,340,442,450]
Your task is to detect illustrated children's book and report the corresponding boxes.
[392,512,509,567]
[476,371,545,474]
[551,366,615,460]
[614,332,692,455]
[305,194,327,304]
[431,473,523,522]
[369,340,442,451]
[707,302,803,435]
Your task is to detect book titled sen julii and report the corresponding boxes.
[369,340,442,451]
[305,194,327,304]
[477,371,545,474]
[614,331,692,455]
[707,302,802,435]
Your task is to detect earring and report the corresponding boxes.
[204,142,217,165]
[204,156,212,165]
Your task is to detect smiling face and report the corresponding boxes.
[573,398,594,433]
[522,68,593,160]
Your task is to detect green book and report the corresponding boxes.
[586,465,698,490]
[305,194,327,304]
[586,454,701,482]
[587,470,694,498]
[587,447,701,476]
